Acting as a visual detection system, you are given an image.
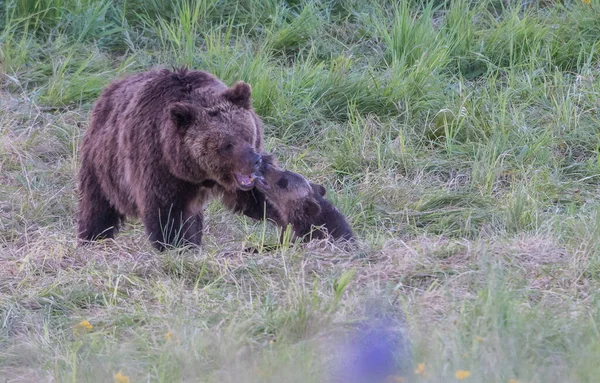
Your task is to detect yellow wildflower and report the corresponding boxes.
[165,331,173,341]
[77,320,93,329]
[386,376,405,383]
[475,336,484,342]
[114,372,130,383]
[455,370,471,380]
[508,380,519,383]
[73,320,93,335]
[414,363,426,375]
[582,0,590,4]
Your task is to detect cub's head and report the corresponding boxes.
[167,81,263,191]
[255,155,326,221]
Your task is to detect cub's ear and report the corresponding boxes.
[223,81,252,109]
[305,197,321,217]
[310,182,327,197]
[170,102,196,129]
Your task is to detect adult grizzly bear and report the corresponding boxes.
[255,155,354,242]
[77,68,279,250]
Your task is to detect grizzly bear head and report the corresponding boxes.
[164,81,263,191]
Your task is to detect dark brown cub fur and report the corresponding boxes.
[255,156,354,243]
[78,68,275,250]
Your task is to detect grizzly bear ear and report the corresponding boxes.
[305,197,321,217]
[170,102,196,129]
[310,183,327,197]
[223,81,252,109]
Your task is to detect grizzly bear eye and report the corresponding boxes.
[220,143,233,152]
[207,109,220,117]
[276,178,288,189]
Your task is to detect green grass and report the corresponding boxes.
[1,0,600,381]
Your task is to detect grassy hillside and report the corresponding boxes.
[1,0,600,382]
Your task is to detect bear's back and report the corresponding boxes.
[90,69,223,134]
[315,194,354,241]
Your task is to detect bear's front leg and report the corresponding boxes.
[142,199,203,251]
[180,211,203,246]
[221,189,283,226]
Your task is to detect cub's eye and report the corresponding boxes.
[207,109,219,117]
[276,178,289,189]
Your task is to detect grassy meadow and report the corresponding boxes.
[1,0,600,381]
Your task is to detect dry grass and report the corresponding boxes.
[2,0,600,381]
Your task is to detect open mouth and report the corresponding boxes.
[255,176,270,190]
[234,173,263,190]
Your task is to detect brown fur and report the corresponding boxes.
[255,156,354,243]
[77,68,280,250]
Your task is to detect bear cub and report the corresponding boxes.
[255,155,354,243]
